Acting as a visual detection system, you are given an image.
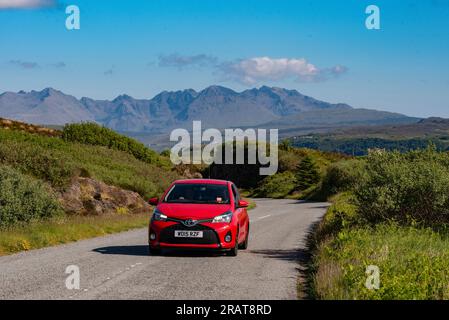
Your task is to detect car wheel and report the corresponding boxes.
[239,225,249,250]
[229,229,239,257]
[149,246,161,256]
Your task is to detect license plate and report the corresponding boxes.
[174,230,203,238]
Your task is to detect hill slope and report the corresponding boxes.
[289,117,449,155]
[0,120,178,199]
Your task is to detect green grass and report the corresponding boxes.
[244,198,257,210]
[311,193,449,300]
[0,128,178,198]
[0,213,150,256]
[313,223,449,300]
[251,171,297,198]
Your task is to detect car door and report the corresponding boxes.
[231,183,248,243]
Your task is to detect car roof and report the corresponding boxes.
[173,179,230,185]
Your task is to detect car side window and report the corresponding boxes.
[231,184,240,208]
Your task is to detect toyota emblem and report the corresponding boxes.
[183,219,197,227]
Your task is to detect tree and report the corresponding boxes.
[279,139,292,151]
[296,156,320,190]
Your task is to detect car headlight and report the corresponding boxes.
[212,211,233,223]
[152,208,167,221]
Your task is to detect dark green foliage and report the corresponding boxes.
[160,149,171,157]
[0,132,75,188]
[291,136,448,156]
[320,159,366,197]
[0,166,63,227]
[62,123,170,168]
[278,149,301,172]
[296,156,320,190]
[209,142,268,189]
[356,146,449,224]
[279,139,292,151]
[253,172,296,198]
[240,146,347,198]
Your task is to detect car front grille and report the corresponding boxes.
[160,223,220,245]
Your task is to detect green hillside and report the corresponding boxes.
[0,120,180,254]
[0,127,177,198]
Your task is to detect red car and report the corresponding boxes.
[148,179,250,256]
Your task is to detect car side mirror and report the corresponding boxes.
[238,200,249,208]
[148,197,159,205]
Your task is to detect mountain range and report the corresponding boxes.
[0,86,419,138]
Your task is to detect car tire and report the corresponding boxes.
[149,246,161,256]
[229,229,239,257]
[239,225,249,250]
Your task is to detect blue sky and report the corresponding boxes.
[1,0,448,118]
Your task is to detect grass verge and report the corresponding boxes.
[0,199,256,257]
[313,223,449,299]
[310,194,449,300]
[244,198,257,210]
[0,213,150,256]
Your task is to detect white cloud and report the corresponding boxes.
[156,54,348,85]
[0,0,55,9]
[220,57,347,85]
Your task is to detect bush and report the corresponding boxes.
[313,193,358,244]
[62,123,170,168]
[0,138,75,188]
[320,159,366,197]
[0,166,63,227]
[296,156,320,191]
[278,150,301,172]
[253,172,297,198]
[356,146,449,224]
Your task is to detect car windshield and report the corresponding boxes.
[164,184,230,204]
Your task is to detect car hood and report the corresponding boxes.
[157,203,232,220]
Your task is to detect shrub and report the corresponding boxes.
[356,146,449,224]
[313,192,358,244]
[320,159,366,197]
[296,156,320,191]
[0,138,74,188]
[253,172,297,198]
[278,150,301,172]
[62,123,170,168]
[0,166,63,227]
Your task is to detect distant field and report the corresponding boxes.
[289,118,449,155]
[291,136,449,156]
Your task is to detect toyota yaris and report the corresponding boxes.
[148,179,250,256]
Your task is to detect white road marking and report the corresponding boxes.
[257,215,271,220]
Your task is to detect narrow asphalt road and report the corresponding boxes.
[0,199,328,300]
